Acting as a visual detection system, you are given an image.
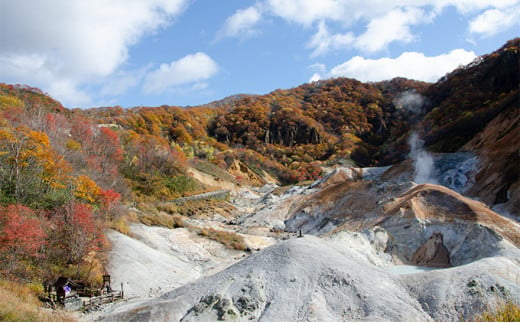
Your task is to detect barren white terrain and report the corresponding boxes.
[83,154,520,322]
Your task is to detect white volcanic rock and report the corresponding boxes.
[106,223,247,300]
[99,235,430,322]
[397,254,520,321]
[99,232,520,322]
[90,162,520,322]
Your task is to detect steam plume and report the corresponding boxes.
[394,90,425,115]
[408,133,436,184]
[396,90,436,184]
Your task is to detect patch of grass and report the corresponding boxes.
[160,200,235,219]
[164,175,203,195]
[296,179,315,186]
[198,228,247,251]
[138,211,186,229]
[271,185,291,196]
[191,159,236,182]
[474,301,520,322]
[124,172,203,203]
[109,215,132,235]
[0,280,74,322]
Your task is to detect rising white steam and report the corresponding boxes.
[408,132,436,184]
[394,90,425,115]
[396,90,436,184]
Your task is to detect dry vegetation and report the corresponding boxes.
[132,201,246,251]
[474,301,520,322]
[158,199,235,219]
[0,280,74,322]
[138,211,186,229]
[198,228,247,251]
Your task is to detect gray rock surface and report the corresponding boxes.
[99,233,520,322]
[87,158,519,322]
[99,235,429,321]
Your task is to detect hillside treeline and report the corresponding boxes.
[0,38,517,288]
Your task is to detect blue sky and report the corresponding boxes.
[1,0,518,108]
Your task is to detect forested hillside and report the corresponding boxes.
[0,38,518,313]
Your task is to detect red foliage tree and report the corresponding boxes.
[0,204,46,277]
[49,202,106,266]
[97,188,122,221]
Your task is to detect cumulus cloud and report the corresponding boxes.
[329,49,476,82]
[446,0,519,13]
[307,21,354,57]
[468,6,520,38]
[143,52,219,95]
[354,7,432,53]
[308,63,327,73]
[307,63,326,82]
[47,81,92,107]
[265,0,348,26]
[217,6,262,39]
[101,65,152,97]
[0,0,187,106]
[309,73,322,83]
[259,0,520,54]
[265,0,519,25]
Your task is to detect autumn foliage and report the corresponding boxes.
[0,38,518,289]
[0,205,46,278]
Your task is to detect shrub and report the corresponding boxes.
[109,215,131,235]
[474,301,520,322]
[164,175,202,195]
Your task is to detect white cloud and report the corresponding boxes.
[101,65,152,97]
[261,0,519,54]
[266,0,348,26]
[308,63,327,73]
[446,0,519,13]
[143,52,219,95]
[309,73,323,83]
[47,80,92,107]
[0,0,187,106]
[354,7,432,53]
[329,49,476,82]
[307,21,354,57]
[468,5,520,37]
[265,0,519,24]
[0,52,92,105]
[218,6,262,39]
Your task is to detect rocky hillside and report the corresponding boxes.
[0,39,518,321]
[96,164,520,321]
[81,38,518,187]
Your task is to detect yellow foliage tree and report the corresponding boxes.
[73,175,102,204]
[0,125,73,207]
[0,95,24,110]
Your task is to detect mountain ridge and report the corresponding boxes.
[0,38,518,321]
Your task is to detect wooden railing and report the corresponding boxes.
[81,290,124,312]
